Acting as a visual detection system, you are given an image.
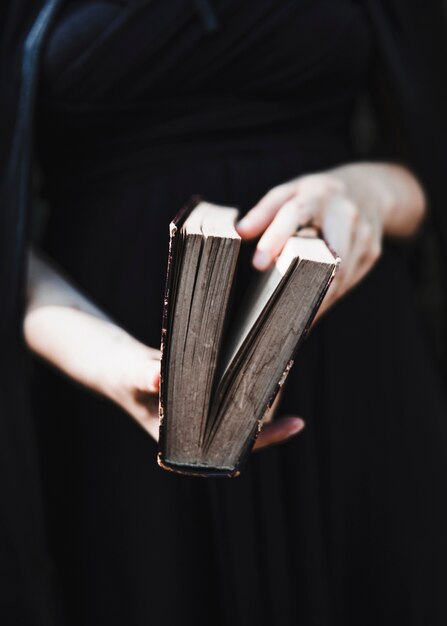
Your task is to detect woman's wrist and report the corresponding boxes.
[382,163,427,236]
[330,162,427,238]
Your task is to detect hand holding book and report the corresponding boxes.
[25,252,304,452]
[159,163,426,476]
[158,199,338,475]
[108,352,304,452]
[24,162,426,478]
[237,162,426,318]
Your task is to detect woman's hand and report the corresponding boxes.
[25,252,304,450]
[25,307,304,449]
[254,390,305,451]
[111,342,304,448]
[236,162,426,315]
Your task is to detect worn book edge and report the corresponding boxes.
[158,195,204,470]
[213,254,339,477]
[157,197,340,478]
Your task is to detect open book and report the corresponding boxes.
[158,197,339,477]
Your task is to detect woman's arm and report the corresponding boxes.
[236,162,427,316]
[25,251,304,448]
[25,250,162,439]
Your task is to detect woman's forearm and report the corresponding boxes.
[25,251,160,418]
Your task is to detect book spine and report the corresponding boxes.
[158,196,203,467]
[157,454,241,478]
[158,222,340,478]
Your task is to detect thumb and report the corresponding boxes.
[135,351,160,394]
[253,415,305,452]
[147,365,160,394]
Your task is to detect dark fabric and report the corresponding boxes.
[0,2,65,625]
[0,1,447,625]
[31,1,447,626]
[363,0,447,371]
[0,338,64,626]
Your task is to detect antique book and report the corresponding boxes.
[158,196,339,477]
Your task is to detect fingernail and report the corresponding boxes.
[291,418,305,433]
[253,249,271,270]
[286,418,305,437]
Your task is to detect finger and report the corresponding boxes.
[253,197,314,270]
[320,195,358,299]
[236,184,296,240]
[337,220,374,291]
[346,226,382,292]
[338,221,369,290]
[315,222,382,324]
[136,355,160,394]
[253,416,305,451]
[322,195,357,262]
[312,198,357,321]
[147,347,162,360]
[147,367,160,393]
[144,417,159,442]
[131,394,159,441]
[315,237,370,323]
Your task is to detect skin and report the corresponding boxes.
[25,251,304,450]
[236,162,426,318]
[24,161,426,450]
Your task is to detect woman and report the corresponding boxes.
[2,1,447,625]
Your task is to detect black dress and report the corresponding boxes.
[32,1,447,625]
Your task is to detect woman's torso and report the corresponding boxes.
[37,0,371,341]
[34,4,447,626]
[38,0,370,200]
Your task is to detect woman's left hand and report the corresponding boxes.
[101,340,305,451]
[236,162,426,316]
[26,252,305,453]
